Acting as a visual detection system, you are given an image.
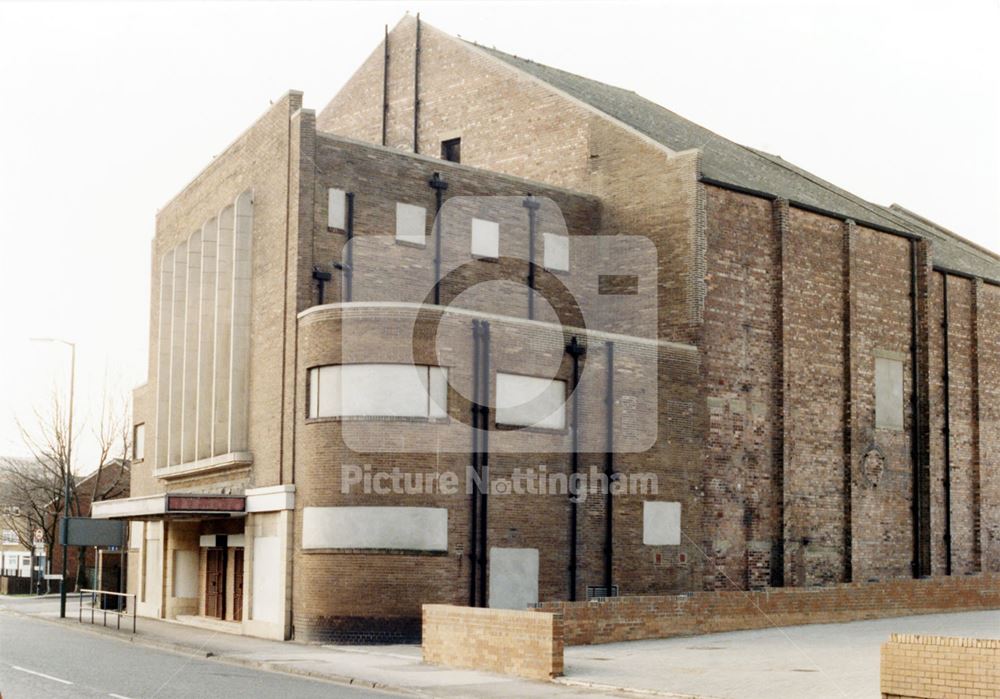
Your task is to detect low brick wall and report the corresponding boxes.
[422,604,563,680]
[881,634,1000,698]
[535,574,1000,645]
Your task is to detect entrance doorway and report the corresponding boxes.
[205,548,226,619]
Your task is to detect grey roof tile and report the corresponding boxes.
[472,43,1000,280]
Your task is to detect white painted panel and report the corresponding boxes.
[342,364,424,417]
[429,367,448,418]
[643,501,682,545]
[315,365,340,417]
[227,534,246,548]
[172,549,198,598]
[327,188,346,229]
[543,233,569,272]
[311,365,447,419]
[133,423,145,462]
[199,534,217,548]
[395,203,426,245]
[471,218,499,258]
[308,367,320,418]
[488,548,539,610]
[302,506,447,551]
[252,534,280,623]
[875,356,904,430]
[128,521,143,549]
[495,373,566,429]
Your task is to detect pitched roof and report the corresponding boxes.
[471,43,1000,280]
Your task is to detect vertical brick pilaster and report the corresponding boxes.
[771,198,788,587]
[970,278,984,570]
[842,220,857,582]
[914,240,933,576]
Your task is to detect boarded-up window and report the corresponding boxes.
[308,364,447,419]
[327,188,346,229]
[543,233,569,272]
[875,355,904,430]
[642,501,681,545]
[495,373,566,430]
[395,203,427,245]
[471,218,499,259]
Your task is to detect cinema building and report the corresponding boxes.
[94,16,1000,642]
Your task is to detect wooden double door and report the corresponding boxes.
[205,547,244,621]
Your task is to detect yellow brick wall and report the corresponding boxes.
[422,604,563,680]
[881,634,1000,699]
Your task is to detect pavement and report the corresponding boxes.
[560,609,1000,699]
[0,595,620,698]
[2,594,997,699]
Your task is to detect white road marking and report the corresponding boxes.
[109,694,135,699]
[11,665,74,685]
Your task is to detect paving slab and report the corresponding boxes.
[561,609,1000,699]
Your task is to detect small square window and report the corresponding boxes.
[441,137,461,163]
[543,233,569,272]
[328,189,346,229]
[396,203,427,246]
[471,218,499,259]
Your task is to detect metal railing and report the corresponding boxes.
[78,589,136,634]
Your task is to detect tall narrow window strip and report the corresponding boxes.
[133,423,146,462]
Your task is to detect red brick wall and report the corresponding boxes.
[536,574,1000,646]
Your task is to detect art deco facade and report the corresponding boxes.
[95,16,1000,642]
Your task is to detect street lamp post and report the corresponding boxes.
[31,337,75,619]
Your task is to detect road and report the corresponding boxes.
[0,610,401,699]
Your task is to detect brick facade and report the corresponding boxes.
[106,14,1000,644]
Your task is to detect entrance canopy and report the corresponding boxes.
[91,493,245,519]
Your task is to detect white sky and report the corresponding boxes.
[0,1,997,473]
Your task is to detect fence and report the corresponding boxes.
[78,589,136,633]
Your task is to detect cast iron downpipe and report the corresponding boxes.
[523,194,540,320]
[381,24,389,147]
[909,239,925,578]
[429,173,448,305]
[344,192,355,302]
[468,320,481,606]
[603,341,615,595]
[941,273,953,575]
[412,14,421,153]
[566,335,585,601]
[478,321,492,606]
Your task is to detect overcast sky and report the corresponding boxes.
[0,0,997,473]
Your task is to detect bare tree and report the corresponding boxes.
[1,387,131,587]
[0,392,74,566]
